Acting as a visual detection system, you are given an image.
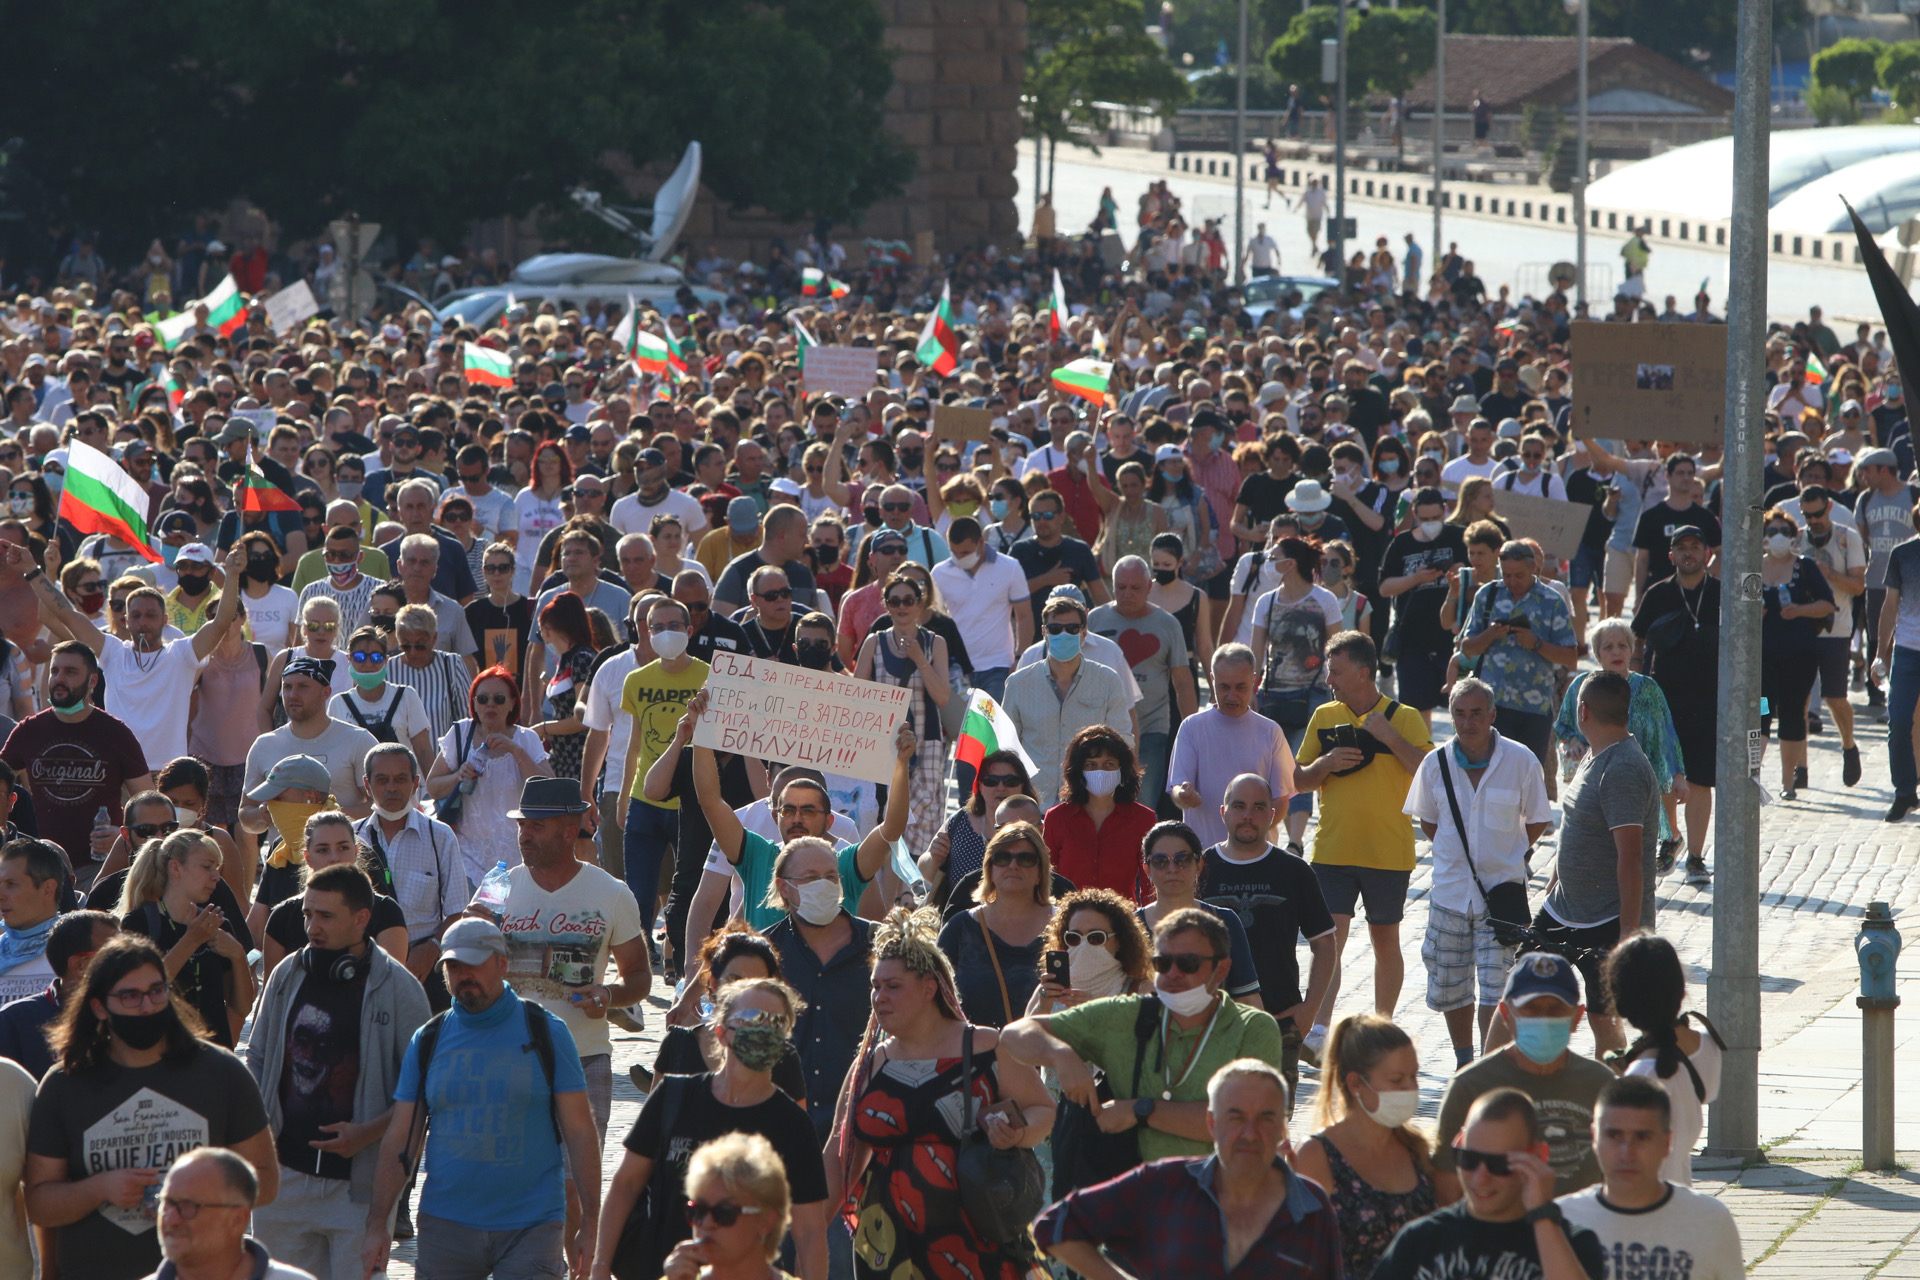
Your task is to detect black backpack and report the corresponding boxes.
[339,687,404,744]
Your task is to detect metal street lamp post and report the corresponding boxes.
[1565,0,1588,304]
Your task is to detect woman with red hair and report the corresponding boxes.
[424,663,551,885]
[532,592,597,782]
[510,439,572,593]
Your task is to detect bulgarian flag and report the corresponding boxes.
[953,689,1037,779]
[58,440,162,562]
[802,267,850,299]
[609,294,638,354]
[162,369,188,409]
[1048,268,1067,343]
[239,444,302,514]
[634,330,677,378]
[1052,357,1112,406]
[914,282,960,376]
[463,342,513,387]
[1805,350,1828,384]
[155,275,244,350]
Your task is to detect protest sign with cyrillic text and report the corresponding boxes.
[694,651,911,784]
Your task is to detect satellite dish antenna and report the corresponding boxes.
[566,142,703,262]
[1548,261,1578,290]
[646,142,702,262]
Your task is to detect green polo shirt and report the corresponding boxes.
[736,830,870,931]
[1048,993,1285,1161]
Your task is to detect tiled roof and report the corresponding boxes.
[1401,36,1732,114]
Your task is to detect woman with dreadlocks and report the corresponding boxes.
[828,907,1054,1280]
[1601,934,1725,1186]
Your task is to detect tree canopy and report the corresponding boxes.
[2,0,914,256]
[1026,0,1192,146]
[1267,6,1437,101]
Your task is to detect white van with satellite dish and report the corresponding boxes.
[434,142,724,329]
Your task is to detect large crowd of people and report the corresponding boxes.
[0,183,1889,1279]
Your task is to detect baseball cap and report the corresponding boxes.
[564,424,592,442]
[1257,381,1288,407]
[440,917,509,966]
[1840,399,1863,416]
[156,510,197,537]
[1154,444,1185,464]
[769,477,803,497]
[213,419,252,446]
[1449,395,1480,415]
[1668,524,1708,548]
[637,448,667,469]
[1502,951,1582,1007]
[175,542,215,565]
[1856,447,1898,470]
[245,754,332,801]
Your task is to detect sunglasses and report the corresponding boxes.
[881,502,913,513]
[872,544,907,556]
[685,600,711,613]
[484,563,514,574]
[1062,929,1110,947]
[805,465,824,475]
[130,820,179,840]
[349,651,388,665]
[685,1199,764,1227]
[989,849,1040,868]
[109,599,127,613]
[1045,623,1083,635]
[474,693,511,707]
[777,803,826,819]
[1454,1148,1514,1176]
[884,594,918,608]
[399,641,432,653]
[756,587,793,601]
[305,621,338,633]
[1151,952,1221,975]
[979,772,1023,788]
[1144,851,1198,871]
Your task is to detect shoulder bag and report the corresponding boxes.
[1436,750,1532,947]
[956,1021,1046,1255]
[432,721,475,826]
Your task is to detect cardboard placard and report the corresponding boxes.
[800,345,879,398]
[932,404,997,445]
[694,651,910,784]
[232,408,278,443]
[1570,320,1726,445]
[264,280,318,333]
[1488,486,1588,563]
[914,230,936,264]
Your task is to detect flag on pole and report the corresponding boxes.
[789,315,818,348]
[609,294,638,353]
[156,275,245,350]
[802,267,850,299]
[1846,199,1920,421]
[1804,350,1828,385]
[1049,268,1068,344]
[58,440,163,561]
[953,689,1037,778]
[914,283,961,376]
[463,343,514,387]
[634,329,691,381]
[1051,357,1112,405]
[239,444,303,514]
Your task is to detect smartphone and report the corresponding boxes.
[1045,950,1071,987]
[1507,616,1532,630]
[1334,724,1359,751]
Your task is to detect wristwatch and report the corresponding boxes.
[1132,1097,1156,1126]
[21,568,39,582]
[1525,1203,1565,1228]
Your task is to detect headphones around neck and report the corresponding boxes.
[302,942,368,984]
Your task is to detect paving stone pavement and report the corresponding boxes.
[379,688,1920,1276]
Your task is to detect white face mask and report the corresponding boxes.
[1417,519,1444,539]
[952,551,980,572]
[1361,1086,1421,1129]
[1083,768,1121,797]
[1156,976,1215,1017]
[1069,942,1128,999]
[371,802,413,822]
[1765,532,1794,557]
[651,630,688,660]
[174,806,200,827]
[792,878,842,926]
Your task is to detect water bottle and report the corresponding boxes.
[472,860,512,918]
[456,741,490,797]
[698,992,716,1022]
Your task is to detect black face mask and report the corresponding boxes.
[1153,567,1179,585]
[796,641,834,669]
[245,556,278,583]
[109,1006,175,1050]
[899,451,924,470]
[175,572,211,597]
[813,544,840,566]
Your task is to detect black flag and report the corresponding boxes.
[1846,197,1920,391]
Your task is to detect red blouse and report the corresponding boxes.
[1043,800,1159,902]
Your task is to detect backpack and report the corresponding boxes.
[399,1000,561,1179]
[339,686,404,744]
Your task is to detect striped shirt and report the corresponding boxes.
[298,575,378,636]
[388,650,471,739]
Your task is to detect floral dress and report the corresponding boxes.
[1318,1134,1435,1280]
[1554,668,1685,839]
[851,1044,1036,1280]
[543,645,596,782]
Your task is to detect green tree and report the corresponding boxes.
[1371,0,1808,72]
[0,0,913,257]
[1878,40,1920,116]
[1813,37,1889,104]
[1026,0,1191,148]
[1265,6,1435,99]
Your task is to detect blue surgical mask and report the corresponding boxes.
[1047,631,1082,662]
[1377,458,1400,475]
[990,498,1009,520]
[1512,1015,1573,1064]
[161,543,180,566]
